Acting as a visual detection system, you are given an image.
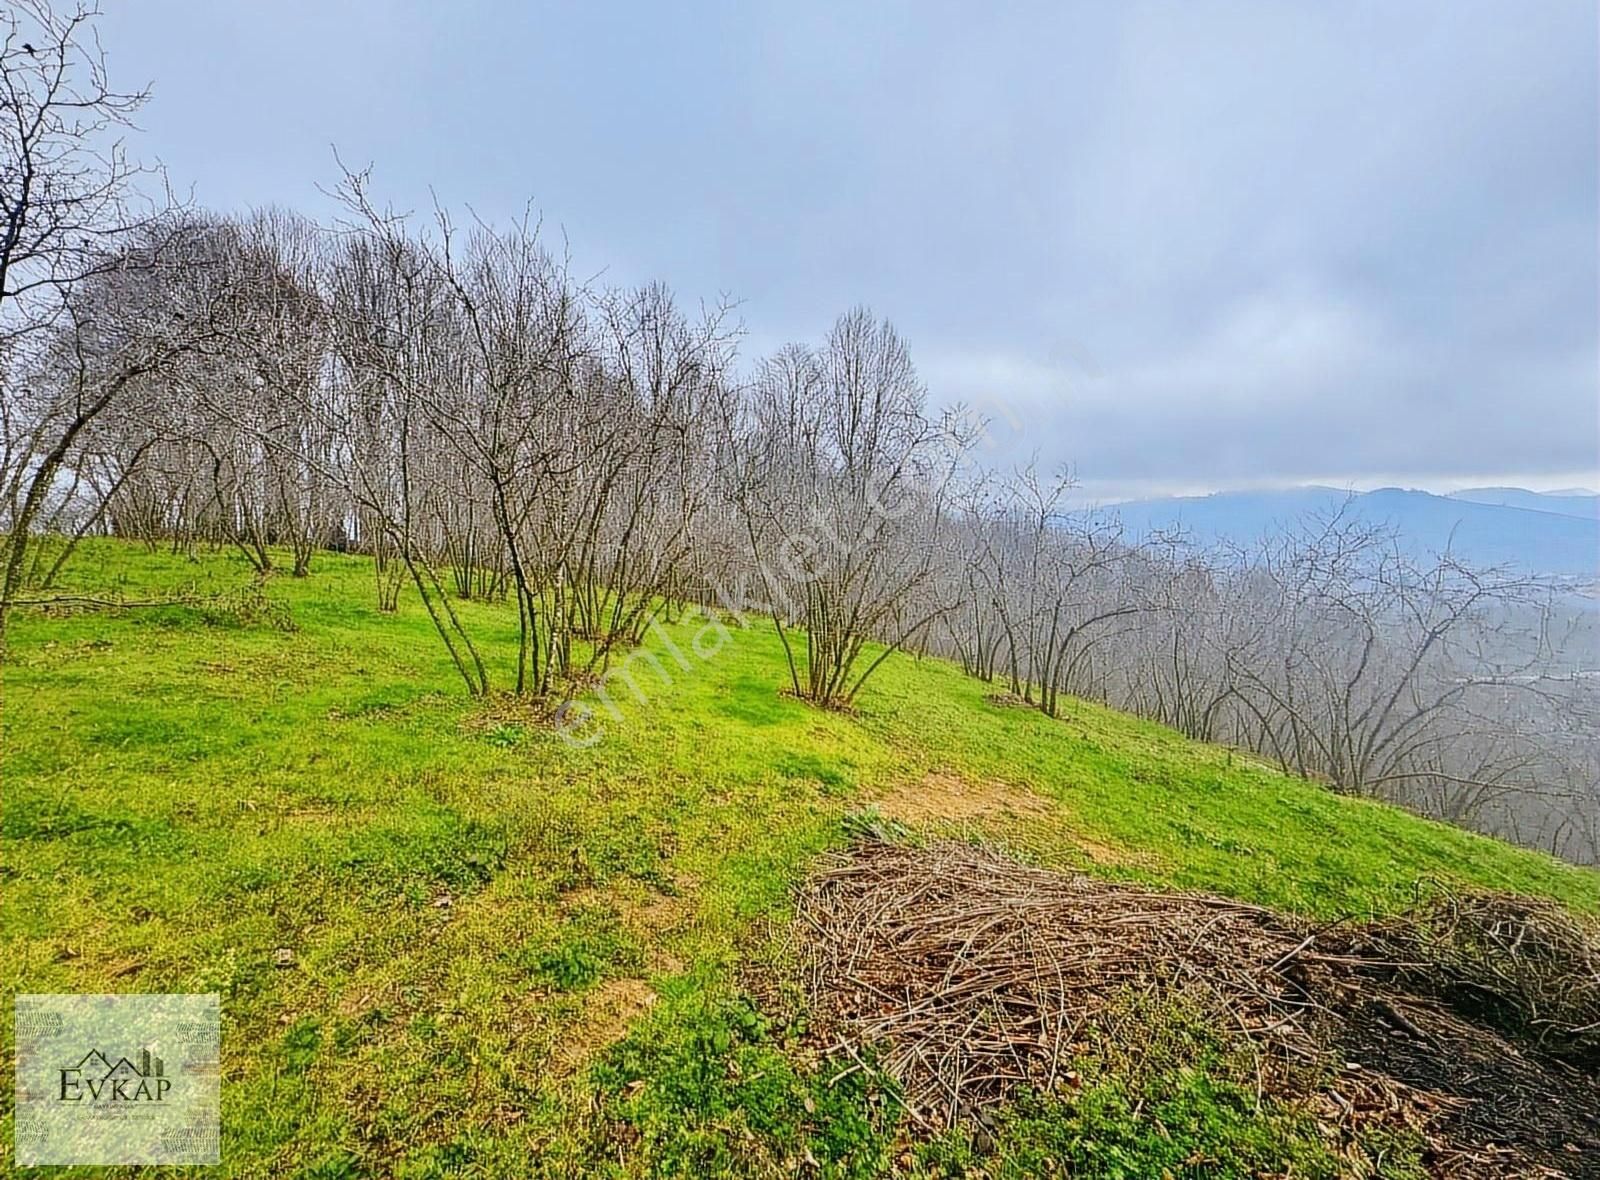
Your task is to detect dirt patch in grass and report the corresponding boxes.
[872,770,1142,867]
[553,978,659,1072]
[794,840,1600,1179]
[873,770,1055,827]
[560,883,691,975]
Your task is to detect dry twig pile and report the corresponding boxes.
[796,840,1319,1122]
[794,839,1600,1178]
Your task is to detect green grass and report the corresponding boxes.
[2,540,1594,1177]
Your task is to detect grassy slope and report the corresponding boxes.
[2,542,1594,1178]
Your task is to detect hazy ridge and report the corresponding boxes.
[1100,486,1600,580]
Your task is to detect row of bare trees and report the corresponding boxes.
[926,490,1599,863]
[91,199,743,702]
[3,2,1594,862]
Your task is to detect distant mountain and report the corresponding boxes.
[1446,487,1599,520]
[1098,486,1600,578]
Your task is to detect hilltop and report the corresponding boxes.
[3,542,1596,1178]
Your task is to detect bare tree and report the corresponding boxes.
[0,1,187,653]
[735,310,969,707]
[1,221,217,649]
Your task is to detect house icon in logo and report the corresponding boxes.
[59,1048,170,1102]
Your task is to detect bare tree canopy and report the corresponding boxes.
[0,1,163,345]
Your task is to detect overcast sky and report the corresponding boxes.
[99,1,1598,502]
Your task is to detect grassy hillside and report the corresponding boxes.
[3,542,1595,1178]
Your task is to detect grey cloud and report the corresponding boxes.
[100,0,1597,494]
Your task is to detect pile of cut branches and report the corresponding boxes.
[793,839,1600,1178]
[795,839,1321,1122]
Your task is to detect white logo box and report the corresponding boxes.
[14,993,220,1166]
